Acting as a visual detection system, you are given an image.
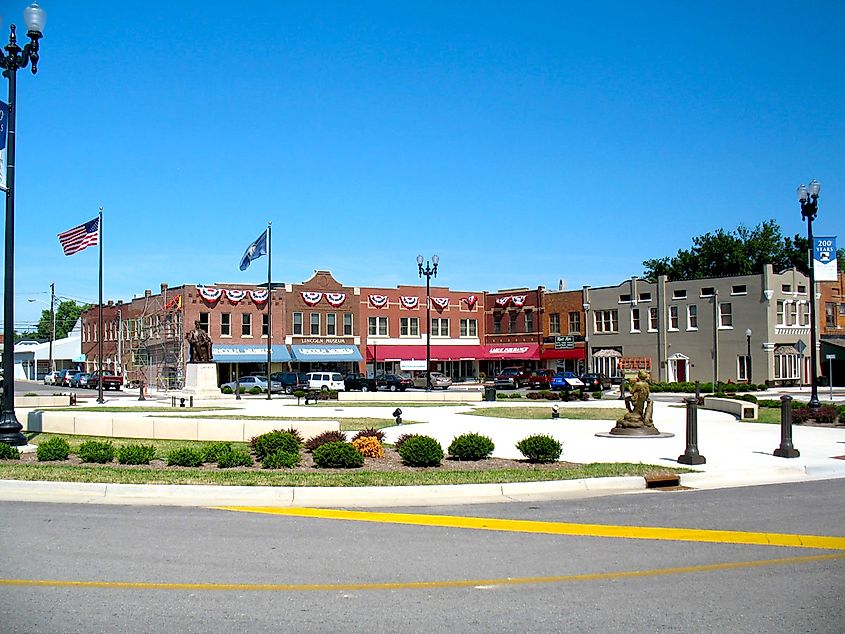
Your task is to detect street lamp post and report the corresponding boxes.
[745,328,752,384]
[797,179,821,410]
[582,301,590,374]
[0,2,46,446]
[417,254,439,391]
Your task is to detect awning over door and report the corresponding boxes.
[291,345,363,362]
[481,343,541,360]
[212,344,292,363]
[541,348,585,360]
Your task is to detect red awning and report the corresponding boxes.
[480,343,541,360]
[541,348,586,360]
[367,345,484,361]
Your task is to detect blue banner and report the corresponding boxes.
[813,236,837,281]
[0,100,7,151]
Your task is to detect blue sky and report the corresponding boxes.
[8,0,844,330]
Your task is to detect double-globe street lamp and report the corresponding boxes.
[0,2,46,446]
[417,254,439,391]
[745,328,752,384]
[797,179,821,410]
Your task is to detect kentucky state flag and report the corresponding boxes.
[239,229,268,271]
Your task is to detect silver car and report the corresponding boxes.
[220,375,281,393]
[412,371,452,390]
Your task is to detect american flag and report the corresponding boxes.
[57,217,99,256]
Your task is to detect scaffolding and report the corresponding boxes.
[124,291,185,391]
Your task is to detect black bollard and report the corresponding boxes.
[190,396,194,408]
[774,395,800,458]
[138,379,146,401]
[393,408,403,426]
[235,379,241,400]
[678,397,706,465]
[551,404,560,419]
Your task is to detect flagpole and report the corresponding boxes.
[97,206,104,404]
[266,222,272,401]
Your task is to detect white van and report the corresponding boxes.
[306,372,345,392]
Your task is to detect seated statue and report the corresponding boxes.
[186,320,213,364]
[614,370,655,431]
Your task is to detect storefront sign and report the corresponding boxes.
[298,338,352,345]
[400,360,427,370]
[488,346,530,355]
[554,336,574,350]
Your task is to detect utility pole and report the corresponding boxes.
[48,282,55,373]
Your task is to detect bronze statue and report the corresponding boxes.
[611,370,658,435]
[186,320,213,363]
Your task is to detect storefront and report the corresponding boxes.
[540,347,586,374]
[212,344,293,382]
[366,345,482,382]
[290,344,363,374]
[479,344,541,377]
[820,338,845,386]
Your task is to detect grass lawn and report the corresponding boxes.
[0,460,690,487]
[45,406,237,413]
[309,401,471,407]
[158,415,403,431]
[753,407,781,424]
[462,406,625,420]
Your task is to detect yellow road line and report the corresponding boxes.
[2,553,843,592]
[215,506,845,551]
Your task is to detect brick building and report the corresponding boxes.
[820,271,845,385]
[482,287,545,376]
[541,288,587,373]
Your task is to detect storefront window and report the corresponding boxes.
[343,313,353,335]
[326,313,336,335]
[550,313,560,334]
[310,312,320,335]
[293,312,303,335]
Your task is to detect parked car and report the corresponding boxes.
[43,370,60,385]
[376,373,413,392]
[242,374,284,393]
[494,367,530,389]
[525,369,555,390]
[550,371,584,391]
[87,371,124,391]
[580,373,612,391]
[270,371,309,394]
[220,375,272,393]
[344,372,378,392]
[412,371,452,390]
[70,372,91,388]
[306,372,345,392]
[55,369,76,387]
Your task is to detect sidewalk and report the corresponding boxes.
[3,395,844,508]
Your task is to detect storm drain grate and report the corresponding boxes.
[644,474,682,489]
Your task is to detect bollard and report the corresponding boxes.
[138,379,146,401]
[393,408,403,426]
[179,398,186,408]
[551,404,560,419]
[189,396,194,408]
[235,379,241,401]
[678,397,706,465]
[774,395,800,458]
[171,396,175,408]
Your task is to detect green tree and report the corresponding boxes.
[838,248,845,273]
[34,300,90,341]
[642,220,808,281]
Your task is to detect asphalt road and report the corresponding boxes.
[1,480,843,633]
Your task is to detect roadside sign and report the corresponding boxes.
[827,354,836,360]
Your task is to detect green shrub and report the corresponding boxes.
[118,444,156,465]
[398,435,443,467]
[249,386,262,395]
[448,433,494,461]
[166,447,204,467]
[221,385,233,394]
[200,441,233,463]
[516,435,562,463]
[36,437,70,461]
[352,427,386,443]
[393,433,417,450]
[217,448,253,468]
[313,441,364,468]
[509,392,523,399]
[0,443,21,460]
[262,449,301,469]
[758,399,785,409]
[252,431,302,460]
[77,440,115,464]
[737,394,758,404]
[592,390,602,400]
[283,427,305,445]
[793,406,838,425]
[304,430,347,453]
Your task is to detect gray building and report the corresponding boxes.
[583,265,814,386]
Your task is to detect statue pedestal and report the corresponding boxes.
[180,363,223,400]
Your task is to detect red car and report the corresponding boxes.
[526,369,555,390]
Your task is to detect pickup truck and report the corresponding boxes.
[87,371,124,391]
[343,372,378,392]
[494,367,530,389]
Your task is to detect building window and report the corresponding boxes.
[494,313,502,334]
[700,287,715,298]
[840,303,845,316]
[799,302,810,326]
[673,289,687,300]
[460,318,477,337]
[826,303,837,327]
[798,285,807,294]
[220,313,231,337]
[737,355,750,381]
[638,292,651,302]
[731,285,747,295]
[262,314,269,337]
[781,284,791,293]
[568,312,580,334]
[786,302,796,326]
[631,308,641,333]
[509,312,518,333]
[776,301,785,326]
[343,313,353,336]
[774,351,800,380]
[400,317,419,337]
[293,312,303,335]
[668,306,679,331]
[594,310,618,333]
[310,312,320,336]
[431,318,450,337]
[687,305,698,330]
[525,310,534,332]
[241,313,251,337]
[199,312,209,332]
[549,313,560,335]
[619,294,631,303]
[648,307,658,332]
[719,302,733,328]
[368,316,388,337]
[326,313,336,336]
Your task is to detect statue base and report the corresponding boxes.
[595,429,675,439]
[179,363,223,400]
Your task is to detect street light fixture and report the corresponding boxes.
[582,301,591,373]
[797,179,821,410]
[417,254,439,391]
[27,282,56,375]
[0,2,46,446]
[745,328,752,384]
